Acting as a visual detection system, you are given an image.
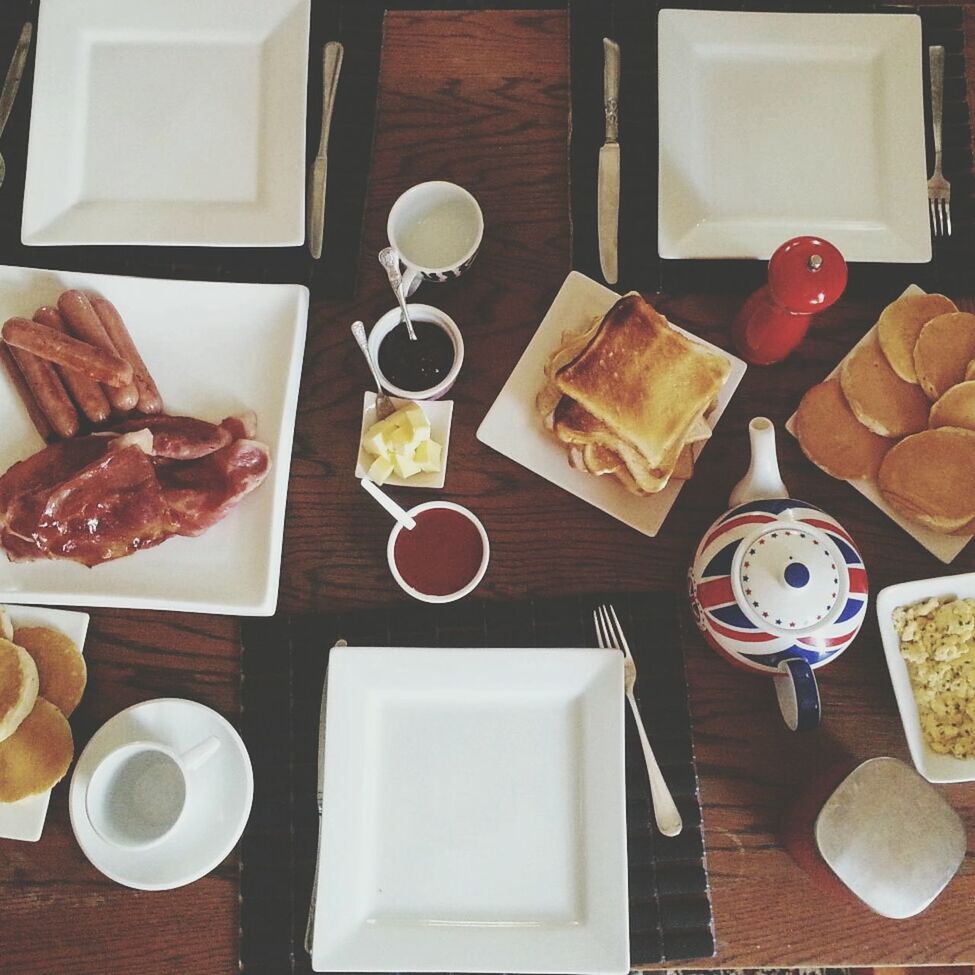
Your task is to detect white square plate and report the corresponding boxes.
[0,265,308,614]
[354,393,453,490]
[312,646,629,975]
[0,605,89,841]
[658,9,931,262]
[785,284,971,564]
[477,271,746,537]
[876,572,975,782]
[22,0,310,246]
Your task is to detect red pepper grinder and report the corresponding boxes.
[731,236,848,366]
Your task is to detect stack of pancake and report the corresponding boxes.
[0,609,86,803]
[796,291,975,534]
[536,293,731,495]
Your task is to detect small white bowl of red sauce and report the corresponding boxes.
[368,304,464,400]
[387,501,489,603]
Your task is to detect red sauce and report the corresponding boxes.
[393,506,484,596]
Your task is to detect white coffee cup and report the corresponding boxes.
[387,181,483,295]
[85,736,221,850]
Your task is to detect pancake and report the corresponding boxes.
[878,427,975,533]
[0,638,39,744]
[796,379,893,480]
[914,312,975,400]
[967,360,975,382]
[839,332,931,436]
[877,293,957,383]
[14,627,86,718]
[0,697,73,802]
[929,381,975,433]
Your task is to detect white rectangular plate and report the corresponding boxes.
[23,0,310,246]
[785,284,970,564]
[355,393,453,490]
[876,572,975,782]
[658,9,931,262]
[477,271,746,537]
[312,647,629,975]
[0,605,89,841]
[0,265,308,614]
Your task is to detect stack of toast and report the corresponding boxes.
[796,291,975,534]
[536,293,731,495]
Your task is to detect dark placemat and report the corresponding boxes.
[0,0,381,297]
[569,0,974,299]
[239,591,714,975]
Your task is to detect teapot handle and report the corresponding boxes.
[774,658,821,731]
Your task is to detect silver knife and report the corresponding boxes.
[304,637,347,956]
[307,42,344,260]
[0,23,32,145]
[598,37,620,285]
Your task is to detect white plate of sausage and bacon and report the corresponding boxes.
[0,266,307,615]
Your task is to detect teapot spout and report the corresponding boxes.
[729,417,789,508]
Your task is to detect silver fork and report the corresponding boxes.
[594,604,682,837]
[928,45,951,238]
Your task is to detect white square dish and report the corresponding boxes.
[354,393,453,490]
[784,283,971,564]
[22,0,310,246]
[311,646,629,975]
[0,605,89,842]
[876,572,975,783]
[0,265,308,615]
[477,271,746,537]
[657,9,931,262]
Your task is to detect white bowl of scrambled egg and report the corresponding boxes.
[877,572,975,783]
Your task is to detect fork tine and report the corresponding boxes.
[596,604,615,650]
[593,607,607,649]
[944,199,952,237]
[929,198,938,237]
[607,604,634,659]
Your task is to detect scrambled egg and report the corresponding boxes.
[893,597,975,758]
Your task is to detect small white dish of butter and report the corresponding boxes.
[355,393,452,490]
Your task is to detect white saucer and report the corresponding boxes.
[69,698,253,891]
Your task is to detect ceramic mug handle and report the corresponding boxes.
[773,658,821,731]
[179,735,221,771]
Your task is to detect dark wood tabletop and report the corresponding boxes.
[3,7,975,974]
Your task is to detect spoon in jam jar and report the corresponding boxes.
[351,320,396,420]
[378,247,418,342]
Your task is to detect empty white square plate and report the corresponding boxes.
[312,647,629,974]
[0,265,308,615]
[23,0,310,246]
[658,9,931,262]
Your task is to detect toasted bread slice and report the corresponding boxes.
[929,380,975,433]
[840,332,930,436]
[555,294,730,469]
[878,427,975,533]
[0,697,73,802]
[796,378,893,480]
[877,293,957,383]
[0,638,39,744]
[914,312,975,401]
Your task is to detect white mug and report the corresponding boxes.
[85,736,221,850]
[387,181,483,295]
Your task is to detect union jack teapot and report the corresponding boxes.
[689,418,868,730]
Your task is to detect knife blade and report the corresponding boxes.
[598,37,620,285]
[0,22,32,143]
[307,41,344,260]
[304,637,347,956]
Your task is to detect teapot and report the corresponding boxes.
[688,418,868,730]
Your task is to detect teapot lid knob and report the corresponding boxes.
[784,562,810,588]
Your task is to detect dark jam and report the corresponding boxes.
[394,507,484,596]
[378,320,455,392]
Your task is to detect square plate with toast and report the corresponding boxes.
[477,272,747,537]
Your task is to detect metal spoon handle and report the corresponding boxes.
[350,321,385,395]
[0,22,31,140]
[378,248,418,341]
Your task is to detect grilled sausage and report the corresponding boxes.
[90,297,163,414]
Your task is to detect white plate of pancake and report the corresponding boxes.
[786,284,973,564]
[477,272,746,536]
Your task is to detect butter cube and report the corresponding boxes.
[392,451,422,479]
[404,404,431,442]
[414,438,442,472]
[362,427,390,457]
[366,455,394,485]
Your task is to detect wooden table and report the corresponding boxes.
[3,8,975,973]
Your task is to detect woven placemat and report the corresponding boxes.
[569,0,974,298]
[239,591,714,974]
[0,0,379,297]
